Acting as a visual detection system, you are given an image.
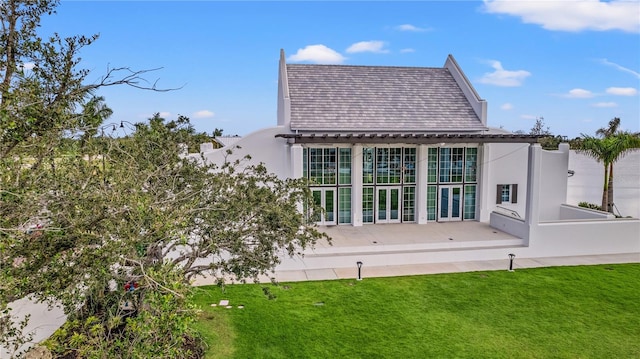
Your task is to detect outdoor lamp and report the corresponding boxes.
[356,261,363,281]
[508,253,516,271]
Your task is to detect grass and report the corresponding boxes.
[192,264,640,358]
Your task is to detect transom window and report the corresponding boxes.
[308,148,336,185]
[439,148,464,183]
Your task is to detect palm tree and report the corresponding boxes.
[80,96,113,146]
[595,117,621,138]
[595,117,620,212]
[577,124,640,213]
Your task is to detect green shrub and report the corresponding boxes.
[578,201,602,210]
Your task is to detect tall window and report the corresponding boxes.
[362,187,374,223]
[428,147,478,221]
[374,148,403,184]
[303,148,308,179]
[439,148,451,183]
[403,186,415,221]
[451,148,464,182]
[403,148,416,183]
[439,148,464,183]
[304,147,352,225]
[338,187,352,224]
[363,148,374,184]
[465,148,477,182]
[427,148,438,183]
[464,185,476,220]
[339,148,351,185]
[427,185,437,221]
[309,148,336,185]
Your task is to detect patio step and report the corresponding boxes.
[304,238,527,257]
[277,239,528,271]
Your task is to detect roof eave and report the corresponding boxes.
[275,133,542,144]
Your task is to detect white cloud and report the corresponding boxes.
[159,112,171,118]
[193,110,215,119]
[346,41,389,54]
[483,0,640,33]
[478,60,531,87]
[598,59,640,79]
[564,88,594,98]
[395,24,429,32]
[288,45,346,64]
[605,87,638,96]
[520,114,537,120]
[400,48,415,53]
[592,102,618,108]
[501,103,514,110]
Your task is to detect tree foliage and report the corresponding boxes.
[527,116,565,150]
[2,114,326,358]
[1,1,326,357]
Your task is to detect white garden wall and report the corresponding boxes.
[194,126,293,178]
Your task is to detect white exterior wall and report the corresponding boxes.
[559,204,615,220]
[538,143,570,221]
[196,126,293,178]
[567,150,640,219]
[478,143,530,222]
[529,219,640,256]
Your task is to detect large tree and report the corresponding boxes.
[2,115,325,358]
[1,1,326,357]
[1,0,171,159]
[527,116,564,150]
[576,118,640,213]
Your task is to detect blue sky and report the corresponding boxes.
[39,1,640,138]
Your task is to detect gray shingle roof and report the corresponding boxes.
[285,64,486,132]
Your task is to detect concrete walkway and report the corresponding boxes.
[191,252,640,285]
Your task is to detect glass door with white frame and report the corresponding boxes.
[311,188,336,225]
[376,186,401,223]
[438,185,462,222]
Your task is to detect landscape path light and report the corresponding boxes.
[508,253,516,272]
[357,261,363,281]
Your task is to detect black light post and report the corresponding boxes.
[508,253,516,271]
[356,261,363,281]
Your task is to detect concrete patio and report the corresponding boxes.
[191,221,639,285]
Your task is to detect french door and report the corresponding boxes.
[376,186,401,223]
[312,188,336,225]
[438,185,462,222]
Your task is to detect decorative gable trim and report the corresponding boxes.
[444,54,487,126]
[277,49,291,127]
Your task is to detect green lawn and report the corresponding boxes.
[192,264,640,359]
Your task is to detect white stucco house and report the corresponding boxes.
[193,50,639,271]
